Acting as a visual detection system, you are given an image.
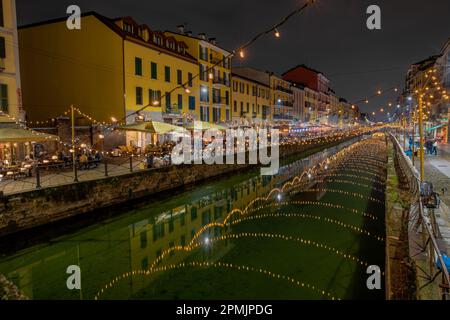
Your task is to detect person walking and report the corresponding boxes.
[426,140,433,155]
[433,140,438,156]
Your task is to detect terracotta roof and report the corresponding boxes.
[282,64,324,76]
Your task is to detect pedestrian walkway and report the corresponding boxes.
[0,158,147,195]
[418,144,450,253]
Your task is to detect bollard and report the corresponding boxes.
[104,161,108,177]
[130,156,133,172]
[36,166,41,189]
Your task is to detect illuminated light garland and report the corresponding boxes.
[306,178,386,193]
[317,173,386,185]
[94,136,388,298]
[333,164,385,175]
[272,201,379,220]
[207,233,374,267]
[222,200,380,221]
[316,167,386,180]
[94,261,340,301]
[231,213,385,241]
[147,230,377,282]
[287,188,384,205]
[334,160,386,169]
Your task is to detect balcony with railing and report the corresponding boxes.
[212,95,222,104]
[275,100,294,107]
[213,77,230,87]
[273,113,294,120]
[275,85,293,95]
[210,56,223,65]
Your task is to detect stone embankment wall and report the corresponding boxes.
[0,138,353,237]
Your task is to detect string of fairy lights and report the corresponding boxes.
[92,136,388,299]
[94,260,340,300]
[100,0,317,130]
[229,213,384,241]
[408,67,450,122]
[21,108,378,157]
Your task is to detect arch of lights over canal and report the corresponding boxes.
[0,134,387,300]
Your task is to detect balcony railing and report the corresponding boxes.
[275,85,293,95]
[210,56,223,65]
[273,114,294,120]
[164,107,182,115]
[213,77,230,87]
[275,101,294,107]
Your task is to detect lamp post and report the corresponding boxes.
[71,105,78,182]
[418,94,425,181]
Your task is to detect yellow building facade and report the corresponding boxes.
[231,74,271,123]
[0,0,22,120]
[270,75,294,121]
[18,13,200,128]
[166,29,232,123]
[304,87,319,123]
[19,14,124,124]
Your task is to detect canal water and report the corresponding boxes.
[0,137,386,300]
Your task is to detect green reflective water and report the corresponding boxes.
[0,138,385,300]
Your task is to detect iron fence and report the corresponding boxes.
[390,133,450,299]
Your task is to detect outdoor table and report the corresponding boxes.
[1,165,20,180]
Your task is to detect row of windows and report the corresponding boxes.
[199,45,231,69]
[199,64,231,84]
[233,100,262,114]
[199,106,231,122]
[135,87,195,110]
[123,21,187,56]
[232,80,270,99]
[200,85,230,105]
[134,57,193,86]
[0,84,7,113]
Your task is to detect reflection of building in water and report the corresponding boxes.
[0,141,350,299]
[126,145,340,284]
[127,174,283,294]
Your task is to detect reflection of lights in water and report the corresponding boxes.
[95,135,388,300]
[231,213,384,241]
[318,173,385,185]
[211,233,374,268]
[287,188,384,205]
[291,178,385,193]
[94,261,340,301]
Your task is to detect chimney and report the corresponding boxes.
[198,33,207,40]
[209,38,217,45]
[185,31,192,36]
[177,24,185,33]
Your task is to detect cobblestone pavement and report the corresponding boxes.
[0,157,148,195]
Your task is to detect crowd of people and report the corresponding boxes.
[425,139,439,156]
[406,136,439,157]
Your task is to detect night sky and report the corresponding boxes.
[16,0,450,120]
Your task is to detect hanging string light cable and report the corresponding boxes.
[102,0,316,130]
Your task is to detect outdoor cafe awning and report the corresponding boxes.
[185,121,227,131]
[426,123,448,132]
[0,127,60,143]
[116,121,185,135]
[0,115,16,124]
